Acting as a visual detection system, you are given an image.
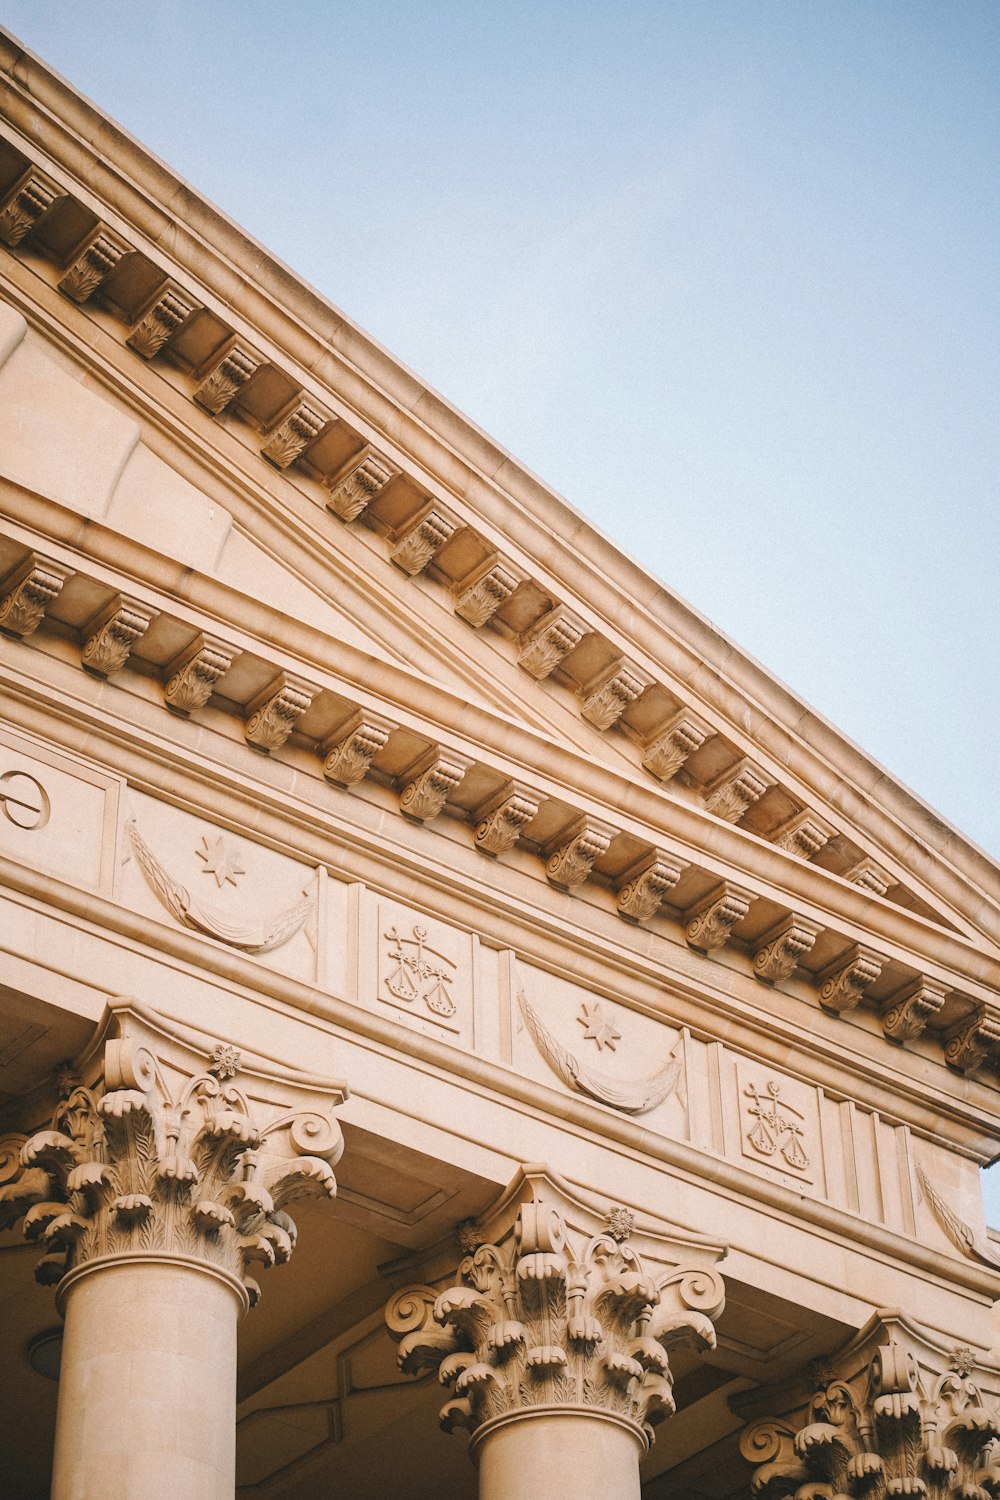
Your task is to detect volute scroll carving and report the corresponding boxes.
[0,1000,346,1309]
[387,1167,725,1449]
[738,1311,1000,1499]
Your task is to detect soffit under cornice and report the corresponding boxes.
[0,29,996,950]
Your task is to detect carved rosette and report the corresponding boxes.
[262,403,329,469]
[580,662,650,731]
[703,759,773,823]
[163,635,237,715]
[817,945,884,1015]
[641,712,712,783]
[81,595,158,676]
[387,1180,724,1449]
[0,555,72,638]
[126,287,197,359]
[740,1316,1000,1499]
[545,818,616,891]
[244,675,315,752]
[399,751,472,821]
[685,884,754,953]
[322,711,394,788]
[0,1009,345,1308]
[881,979,948,1045]
[324,449,397,520]
[752,917,822,986]
[617,855,686,923]
[517,606,587,680]
[474,786,540,857]
[59,232,128,303]
[0,174,59,246]
[390,510,457,575]
[454,562,521,629]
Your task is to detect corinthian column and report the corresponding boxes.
[738,1308,1000,1498]
[386,1164,725,1500]
[0,999,346,1500]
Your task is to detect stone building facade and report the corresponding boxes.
[1,28,1000,1500]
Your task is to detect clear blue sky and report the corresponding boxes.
[3,0,1000,1213]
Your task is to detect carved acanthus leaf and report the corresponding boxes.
[194,347,260,415]
[321,711,395,788]
[0,1015,345,1305]
[616,854,686,923]
[579,661,652,731]
[944,1006,1000,1074]
[387,1177,722,1445]
[517,606,587,679]
[752,917,822,985]
[390,510,458,575]
[740,1319,1000,1500]
[685,884,755,953]
[0,172,59,246]
[817,944,884,1015]
[474,784,540,857]
[454,560,522,628]
[126,286,197,359]
[880,979,948,1044]
[261,403,329,469]
[58,230,129,302]
[545,817,616,890]
[642,711,713,783]
[81,595,158,677]
[163,635,237,715]
[244,675,315,753]
[324,448,398,520]
[703,758,773,823]
[0,555,73,639]
[399,751,473,822]
[771,811,835,860]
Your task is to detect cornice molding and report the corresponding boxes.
[0,38,996,948]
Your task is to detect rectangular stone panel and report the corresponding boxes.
[0,724,121,893]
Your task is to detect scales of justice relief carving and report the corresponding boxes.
[744,1081,810,1172]
[516,981,684,1117]
[380,923,460,1031]
[127,818,315,955]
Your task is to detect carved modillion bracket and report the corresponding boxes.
[944,1005,1000,1074]
[473,781,540,857]
[642,709,713,783]
[881,977,948,1045]
[244,673,315,753]
[453,558,523,629]
[163,633,238,715]
[262,401,331,469]
[390,508,458,575]
[81,595,158,677]
[544,815,617,890]
[0,554,73,638]
[0,169,60,247]
[321,710,396,789]
[579,659,653,732]
[399,749,473,822]
[684,882,755,953]
[752,915,823,985]
[126,284,198,360]
[194,346,261,415]
[516,605,587,679]
[702,758,773,823]
[817,943,885,1014]
[59,228,130,303]
[324,446,398,520]
[844,857,895,896]
[771,810,835,860]
[616,852,687,923]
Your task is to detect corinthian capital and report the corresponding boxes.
[386,1166,725,1449]
[0,1000,346,1308]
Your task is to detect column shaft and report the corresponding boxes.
[474,1410,644,1500]
[52,1259,242,1500]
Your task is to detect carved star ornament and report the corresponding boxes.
[577,999,623,1051]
